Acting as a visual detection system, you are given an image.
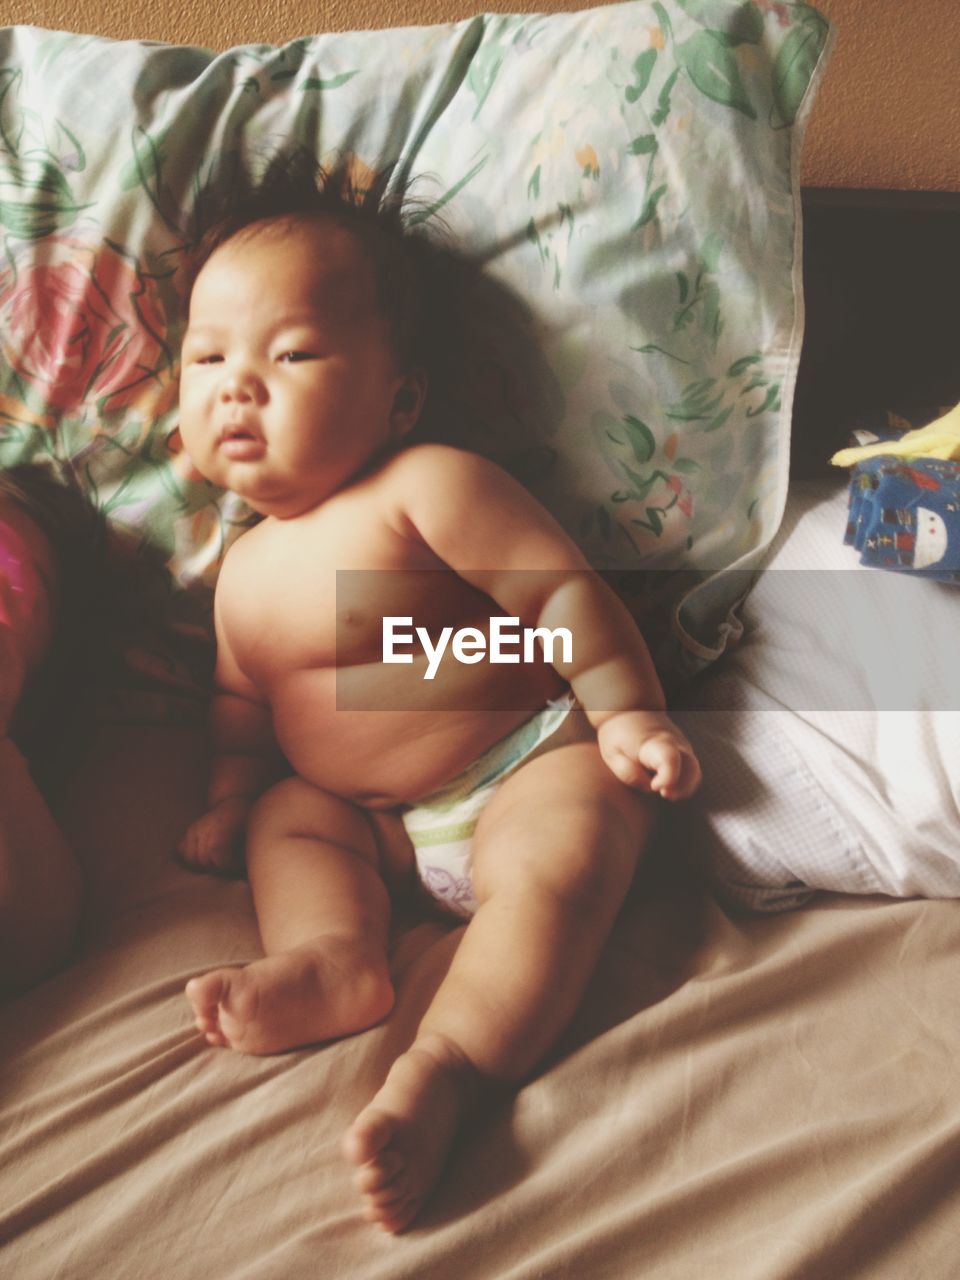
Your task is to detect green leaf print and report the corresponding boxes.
[673,457,701,474]
[652,1,674,41]
[668,378,725,422]
[745,383,780,416]
[625,49,657,103]
[623,415,656,463]
[298,71,360,91]
[635,183,668,230]
[704,404,734,432]
[651,67,680,127]
[700,280,722,344]
[635,507,664,536]
[678,30,757,119]
[699,230,724,273]
[406,155,489,226]
[0,68,26,151]
[121,128,162,191]
[627,134,658,156]
[727,353,762,377]
[468,45,505,117]
[634,343,694,366]
[772,9,828,126]
[676,0,764,45]
[0,158,89,239]
[673,262,723,346]
[619,463,667,500]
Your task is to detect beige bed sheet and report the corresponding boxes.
[2,723,959,1279]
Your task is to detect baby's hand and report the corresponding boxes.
[597,710,702,800]
[178,796,251,877]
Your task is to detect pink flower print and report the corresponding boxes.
[0,235,170,415]
[666,473,694,519]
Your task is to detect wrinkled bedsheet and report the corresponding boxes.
[2,719,959,1279]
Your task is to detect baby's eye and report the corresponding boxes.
[278,350,318,363]
[195,353,224,365]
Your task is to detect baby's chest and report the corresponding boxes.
[223,519,459,675]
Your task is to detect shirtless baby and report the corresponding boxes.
[178,169,701,1233]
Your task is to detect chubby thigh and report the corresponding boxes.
[416,740,656,1080]
[399,707,654,921]
[470,740,654,913]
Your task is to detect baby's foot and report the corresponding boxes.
[185,942,393,1055]
[342,1033,481,1233]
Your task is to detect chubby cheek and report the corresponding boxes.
[177,394,215,464]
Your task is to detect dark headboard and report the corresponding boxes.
[793,188,960,478]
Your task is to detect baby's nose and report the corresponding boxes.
[220,369,263,403]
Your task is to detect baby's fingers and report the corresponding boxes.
[177,812,244,877]
[604,745,658,792]
[643,740,701,800]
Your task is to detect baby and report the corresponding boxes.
[178,166,701,1233]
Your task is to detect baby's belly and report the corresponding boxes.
[270,659,566,806]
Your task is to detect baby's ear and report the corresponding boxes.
[390,368,428,439]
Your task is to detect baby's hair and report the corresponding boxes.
[0,463,106,620]
[0,463,109,759]
[187,150,456,386]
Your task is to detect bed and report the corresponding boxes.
[6,471,960,1277]
[4,5,960,1276]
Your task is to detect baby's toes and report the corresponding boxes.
[187,971,223,1011]
[354,1148,405,1195]
[185,972,230,1037]
[192,1007,218,1034]
[342,1108,395,1168]
[365,1184,419,1233]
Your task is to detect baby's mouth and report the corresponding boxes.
[218,423,265,459]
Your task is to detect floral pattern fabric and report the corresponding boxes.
[0,2,830,689]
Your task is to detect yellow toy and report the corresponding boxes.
[831,400,960,467]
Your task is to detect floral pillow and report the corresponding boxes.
[0,1,831,696]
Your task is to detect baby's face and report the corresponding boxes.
[180,219,420,517]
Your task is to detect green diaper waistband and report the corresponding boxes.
[409,691,578,814]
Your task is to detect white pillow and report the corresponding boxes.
[673,479,960,911]
[0,3,831,691]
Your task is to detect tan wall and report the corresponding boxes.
[4,0,959,191]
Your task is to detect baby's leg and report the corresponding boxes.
[186,776,395,1055]
[0,737,82,993]
[343,742,653,1231]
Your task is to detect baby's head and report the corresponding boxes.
[180,158,443,517]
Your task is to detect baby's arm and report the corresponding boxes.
[178,596,282,875]
[392,446,701,799]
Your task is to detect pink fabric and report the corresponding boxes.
[0,519,39,630]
